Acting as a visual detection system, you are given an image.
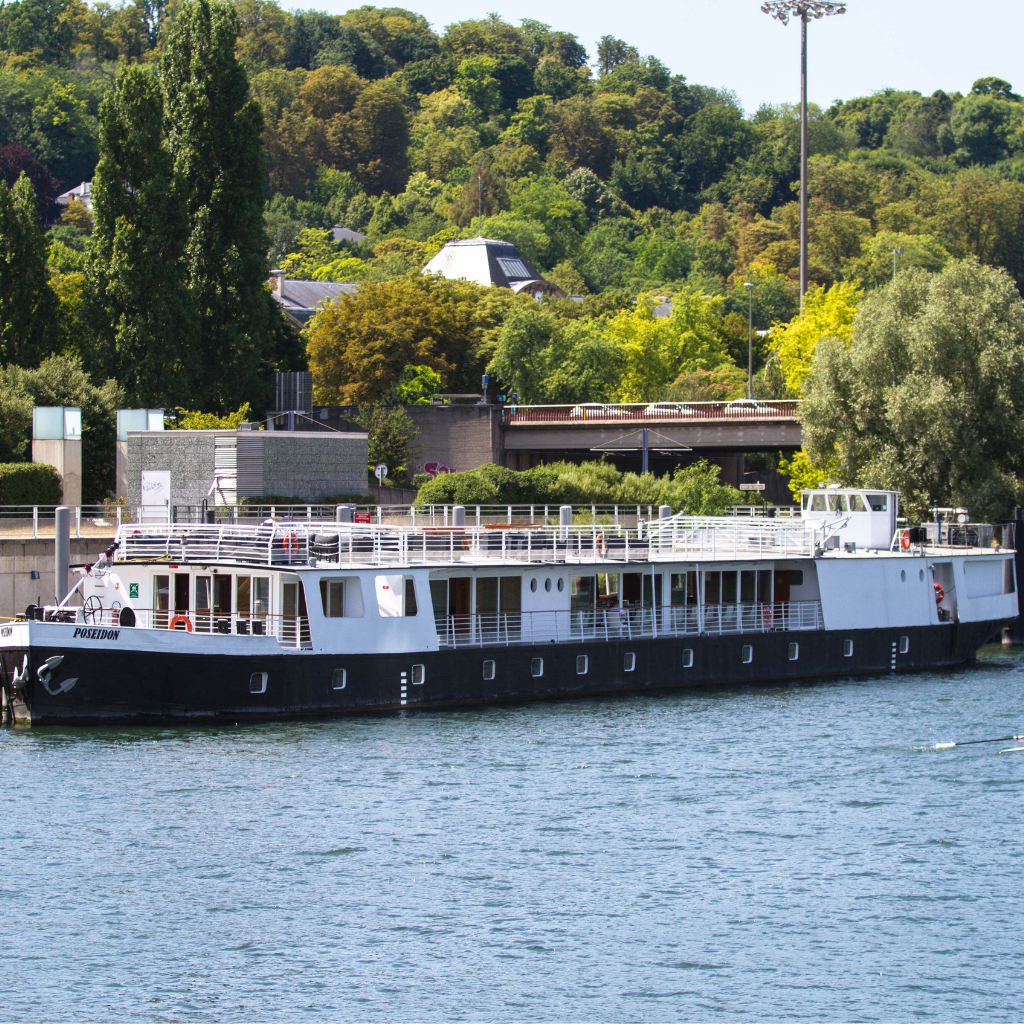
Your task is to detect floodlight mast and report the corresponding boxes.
[761,1,846,313]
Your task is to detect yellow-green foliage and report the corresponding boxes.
[770,282,862,394]
[778,449,843,499]
[170,403,254,429]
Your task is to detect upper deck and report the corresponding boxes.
[112,498,1003,571]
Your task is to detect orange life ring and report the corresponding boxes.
[169,614,193,632]
[282,531,299,556]
[595,532,608,557]
[934,582,944,605]
[762,603,773,628]
[900,530,911,551]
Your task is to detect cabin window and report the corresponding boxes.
[531,657,543,677]
[530,578,538,592]
[195,576,211,633]
[281,580,309,646]
[843,639,853,657]
[214,574,231,632]
[411,664,425,685]
[249,672,267,694]
[375,575,417,616]
[544,578,552,592]
[900,570,906,583]
[557,578,564,592]
[236,576,251,634]
[253,577,270,618]
[153,575,169,629]
[331,668,346,690]
[320,579,345,618]
[790,570,804,587]
[722,571,738,604]
[1004,559,1016,594]
[571,576,596,610]
[899,636,909,654]
[740,570,756,603]
[741,645,753,664]
[576,655,588,675]
[810,494,827,512]
[671,572,698,606]
[704,571,721,604]
[482,660,496,681]
[848,494,868,512]
[788,642,799,661]
[801,494,809,511]
[867,494,888,512]
[682,648,694,668]
[624,652,636,672]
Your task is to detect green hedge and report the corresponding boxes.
[0,463,63,505]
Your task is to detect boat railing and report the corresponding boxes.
[76,605,312,649]
[116,521,657,568]
[649,515,818,560]
[435,601,823,649]
[115,517,827,568]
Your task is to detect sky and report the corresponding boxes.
[317,0,1024,113]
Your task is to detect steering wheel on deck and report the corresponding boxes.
[82,595,103,624]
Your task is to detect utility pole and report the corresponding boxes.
[744,281,754,400]
[762,1,846,313]
[478,174,483,237]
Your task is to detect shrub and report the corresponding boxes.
[0,463,63,504]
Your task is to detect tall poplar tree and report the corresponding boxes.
[0,173,58,367]
[160,0,278,411]
[87,63,194,405]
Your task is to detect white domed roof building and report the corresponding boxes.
[422,237,566,299]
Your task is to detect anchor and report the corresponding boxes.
[36,656,77,696]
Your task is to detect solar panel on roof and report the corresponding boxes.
[497,257,530,279]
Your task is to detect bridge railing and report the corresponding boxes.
[501,400,800,425]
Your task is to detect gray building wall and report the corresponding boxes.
[406,406,500,475]
[125,430,369,508]
[261,432,367,499]
[126,431,216,509]
[0,537,108,617]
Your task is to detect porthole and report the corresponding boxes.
[530,578,538,592]
[741,645,753,664]
[544,578,552,592]
[411,663,425,685]
[331,668,346,690]
[576,654,588,675]
[624,652,636,672]
[843,639,853,657]
[557,578,564,592]
[249,671,267,694]
[682,649,694,668]
[898,636,909,655]
[788,642,799,661]
[482,659,496,681]
[531,657,544,677]
[900,570,906,582]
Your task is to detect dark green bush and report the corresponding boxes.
[0,463,63,505]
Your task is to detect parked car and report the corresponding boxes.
[642,402,696,417]
[724,399,775,415]
[569,404,630,419]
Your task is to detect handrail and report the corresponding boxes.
[501,400,800,425]
[435,601,823,649]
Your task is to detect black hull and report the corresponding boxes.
[1,620,1008,726]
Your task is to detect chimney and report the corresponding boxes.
[269,270,285,295]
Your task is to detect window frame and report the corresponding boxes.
[531,657,543,677]
[249,671,268,694]
[411,663,425,685]
[576,654,588,675]
[482,659,496,681]
[843,639,853,657]
[898,635,909,654]
[331,668,347,690]
[623,652,636,672]
[741,644,753,664]
[788,642,799,661]
[682,648,694,668]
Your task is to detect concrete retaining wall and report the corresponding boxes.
[0,536,111,617]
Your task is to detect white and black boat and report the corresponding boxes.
[0,490,1017,725]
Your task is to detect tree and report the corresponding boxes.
[595,36,638,77]
[306,276,482,403]
[87,62,192,404]
[769,280,861,394]
[356,403,417,483]
[800,260,1024,522]
[161,0,282,412]
[0,172,57,366]
[0,143,58,218]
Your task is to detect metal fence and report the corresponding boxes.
[435,600,823,648]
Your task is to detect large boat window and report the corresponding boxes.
[154,574,169,629]
[253,577,270,618]
[740,570,756,603]
[810,494,827,512]
[722,571,738,604]
[570,576,596,611]
[282,580,309,646]
[848,494,868,512]
[597,574,618,610]
[866,494,888,511]
[671,571,698,606]
[704,571,721,604]
[405,578,418,616]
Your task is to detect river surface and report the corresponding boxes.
[3,647,1024,1022]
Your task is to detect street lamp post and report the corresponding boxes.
[761,1,846,313]
[744,281,754,400]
